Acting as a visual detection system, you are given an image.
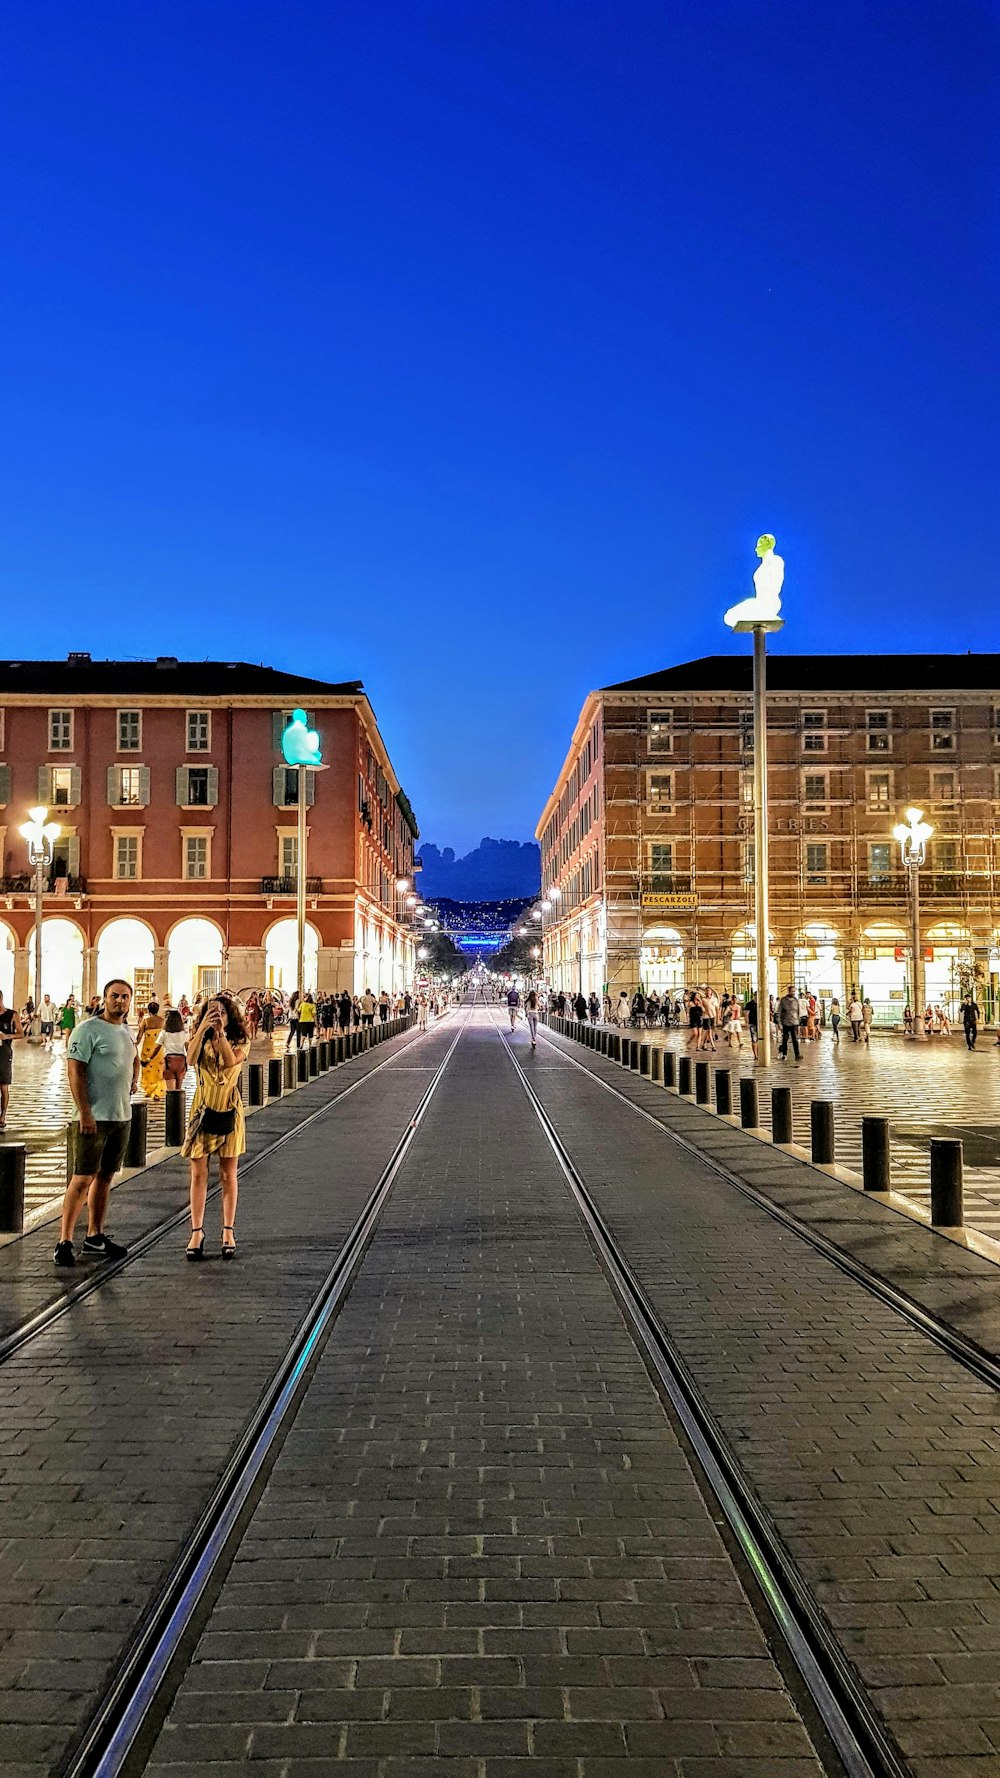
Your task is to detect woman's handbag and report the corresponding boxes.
[200,1104,237,1136]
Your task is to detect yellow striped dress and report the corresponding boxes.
[182,1048,247,1160]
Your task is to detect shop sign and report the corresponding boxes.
[894,946,906,961]
[642,893,699,909]
[923,946,934,961]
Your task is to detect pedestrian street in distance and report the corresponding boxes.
[585,1018,1000,1240]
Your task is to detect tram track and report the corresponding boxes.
[492,1008,906,1778]
[0,1018,434,1367]
[56,1015,469,1778]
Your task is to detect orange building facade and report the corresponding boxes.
[537,655,1000,1021]
[0,655,418,1008]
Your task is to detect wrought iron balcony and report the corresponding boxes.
[261,875,322,896]
[0,874,86,895]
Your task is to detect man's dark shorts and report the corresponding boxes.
[0,1047,11,1087]
[70,1120,130,1179]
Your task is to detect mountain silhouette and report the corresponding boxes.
[417,837,541,900]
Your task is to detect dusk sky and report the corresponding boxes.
[3,2,996,856]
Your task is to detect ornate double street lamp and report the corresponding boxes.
[280,711,326,997]
[18,806,60,1042]
[724,535,785,1065]
[893,806,934,1038]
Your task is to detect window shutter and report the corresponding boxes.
[68,767,82,807]
[206,765,219,807]
[138,766,151,807]
[272,765,286,808]
[38,765,51,802]
[175,765,188,806]
[272,712,285,752]
[107,765,118,806]
[0,765,9,807]
[306,770,315,808]
[66,837,81,877]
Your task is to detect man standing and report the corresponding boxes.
[360,989,377,1028]
[962,997,980,1051]
[777,986,801,1061]
[0,993,23,1130]
[54,979,138,1267]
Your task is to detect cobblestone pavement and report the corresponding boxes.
[0,1021,452,1777]
[523,1018,1000,1776]
[592,1020,1000,1239]
[147,1013,825,1778]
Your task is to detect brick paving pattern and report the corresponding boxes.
[527,1018,1000,1777]
[147,1016,824,1777]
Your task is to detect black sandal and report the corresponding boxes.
[186,1228,206,1262]
[221,1225,237,1260]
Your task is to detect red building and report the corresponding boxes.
[0,655,418,1008]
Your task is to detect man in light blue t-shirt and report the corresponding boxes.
[55,980,139,1267]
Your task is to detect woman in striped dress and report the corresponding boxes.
[183,994,249,1261]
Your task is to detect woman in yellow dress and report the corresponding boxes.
[183,994,249,1261]
[138,999,167,1100]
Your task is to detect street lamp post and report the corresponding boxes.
[724,535,786,1065]
[281,711,326,998]
[18,807,60,1041]
[893,807,933,1037]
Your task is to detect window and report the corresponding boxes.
[805,841,828,886]
[930,708,955,751]
[933,839,958,874]
[114,835,140,880]
[930,769,956,808]
[740,773,754,810]
[866,709,890,752]
[272,767,314,809]
[117,710,141,751]
[739,709,754,753]
[868,842,892,883]
[118,767,142,807]
[184,835,209,880]
[186,711,211,752]
[866,771,891,811]
[49,709,73,751]
[280,835,298,879]
[50,767,74,807]
[801,710,827,752]
[802,772,828,809]
[647,710,673,755]
[743,840,755,886]
[992,707,1000,747]
[175,765,218,807]
[649,842,673,888]
[647,771,673,807]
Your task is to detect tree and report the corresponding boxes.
[490,936,539,977]
[415,931,469,979]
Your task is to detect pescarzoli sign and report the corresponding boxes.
[642,893,699,909]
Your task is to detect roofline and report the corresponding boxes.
[535,690,602,840]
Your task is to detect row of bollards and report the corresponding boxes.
[547,1015,965,1231]
[0,1015,417,1238]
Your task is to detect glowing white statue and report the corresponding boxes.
[724,534,785,629]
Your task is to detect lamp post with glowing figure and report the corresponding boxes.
[893,807,933,1037]
[19,807,60,1042]
[280,711,326,1000]
[724,535,785,1065]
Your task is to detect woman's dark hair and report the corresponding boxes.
[164,1009,184,1033]
[147,1000,160,1016]
[198,992,249,1050]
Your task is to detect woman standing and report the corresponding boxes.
[525,988,540,1050]
[58,995,78,1045]
[138,1000,167,1100]
[162,1008,188,1090]
[183,994,249,1261]
[285,992,300,1050]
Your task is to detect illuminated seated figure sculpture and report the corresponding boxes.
[281,708,323,768]
[723,533,785,631]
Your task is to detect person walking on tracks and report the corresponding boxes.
[183,994,250,1262]
[525,988,540,1049]
[777,986,801,1062]
[962,996,980,1051]
[55,979,138,1267]
[506,986,520,1030]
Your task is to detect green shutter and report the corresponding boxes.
[38,765,50,802]
[138,766,151,807]
[68,766,82,806]
[107,765,118,806]
[306,770,315,808]
[175,765,188,806]
[66,837,81,877]
[206,765,219,807]
[0,765,9,807]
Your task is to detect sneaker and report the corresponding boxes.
[83,1233,128,1260]
[53,1240,75,1268]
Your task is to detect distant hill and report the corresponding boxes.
[417,837,541,900]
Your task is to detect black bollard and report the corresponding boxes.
[267,1057,283,1099]
[248,1063,264,1106]
[164,1089,187,1146]
[0,1144,25,1233]
[619,1037,630,1068]
[930,1139,964,1227]
[637,1043,649,1076]
[125,1101,148,1169]
[811,1100,835,1165]
[283,1053,297,1090]
[650,1047,663,1084]
[317,1041,329,1071]
[862,1117,890,1191]
[714,1070,732,1115]
[739,1076,759,1128]
[297,1047,309,1083]
[771,1086,793,1145]
[695,1060,710,1104]
[678,1055,693,1096]
[663,1050,676,1088]
[600,1029,609,1055]
[309,1044,319,1077]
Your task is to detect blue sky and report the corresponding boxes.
[2,2,996,854]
